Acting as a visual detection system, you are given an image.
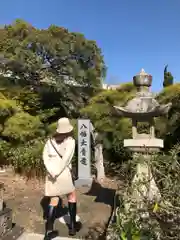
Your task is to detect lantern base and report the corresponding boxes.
[2,224,24,240]
[0,208,24,239]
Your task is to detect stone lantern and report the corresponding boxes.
[114,69,171,210]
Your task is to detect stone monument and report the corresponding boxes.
[75,119,93,187]
[114,69,171,210]
[75,119,105,186]
[90,123,105,182]
[0,181,23,239]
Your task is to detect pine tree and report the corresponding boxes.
[163,65,174,87]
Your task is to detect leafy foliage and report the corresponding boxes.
[81,83,136,163]
[0,19,106,118]
[109,145,180,240]
[9,138,46,178]
[156,83,180,150]
[2,112,45,142]
[0,19,107,176]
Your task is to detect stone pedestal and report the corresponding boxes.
[123,136,162,217]
[124,135,163,206]
[122,153,161,221]
[124,136,162,207]
[75,178,93,187]
[131,154,161,207]
[124,138,163,151]
[0,208,12,238]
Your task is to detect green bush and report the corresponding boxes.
[0,97,20,125]
[5,118,79,177]
[0,140,11,165]
[80,83,135,164]
[109,145,180,240]
[0,94,46,174]
[8,138,45,178]
[2,112,45,142]
[46,122,57,135]
[156,83,180,150]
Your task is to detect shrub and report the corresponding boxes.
[7,119,79,177]
[80,83,136,165]
[2,112,45,142]
[0,95,46,175]
[109,144,180,240]
[0,140,11,166]
[157,83,180,150]
[0,97,20,125]
[8,138,46,178]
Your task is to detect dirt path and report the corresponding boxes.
[0,168,120,239]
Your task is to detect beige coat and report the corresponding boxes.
[42,137,75,197]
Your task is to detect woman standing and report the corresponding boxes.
[42,117,79,239]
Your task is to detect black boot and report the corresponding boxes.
[44,205,56,240]
[68,202,77,236]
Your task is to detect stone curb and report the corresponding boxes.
[17,233,80,240]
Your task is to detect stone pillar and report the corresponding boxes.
[132,120,137,139]
[76,119,92,187]
[149,119,155,138]
[0,183,4,211]
[95,143,105,182]
[90,124,105,182]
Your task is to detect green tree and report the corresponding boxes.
[0,19,107,176]
[80,82,136,165]
[163,65,173,88]
[0,19,106,119]
[156,83,180,150]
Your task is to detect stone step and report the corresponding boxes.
[17,232,80,240]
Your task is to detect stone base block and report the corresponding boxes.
[2,225,24,240]
[75,178,93,188]
[0,208,12,238]
[124,138,163,152]
[0,207,24,239]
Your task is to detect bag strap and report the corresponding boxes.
[49,138,72,176]
[49,138,63,159]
